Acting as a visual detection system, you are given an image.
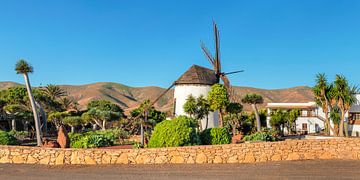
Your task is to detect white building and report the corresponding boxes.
[266,94,360,136]
[173,65,219,129]
[266,102,326,134]
[348,94,360,136]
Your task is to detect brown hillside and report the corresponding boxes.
[0,82,314,113]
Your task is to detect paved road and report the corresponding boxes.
[0,160,359,180]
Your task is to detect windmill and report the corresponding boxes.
[132,22,242,146]
[201,21,244,102]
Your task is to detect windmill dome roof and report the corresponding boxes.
[175,65,218,85]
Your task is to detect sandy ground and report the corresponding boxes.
[0,160,359,180]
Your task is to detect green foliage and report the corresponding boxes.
[129,100,166,132]
[183,95,197,118]
[200,128,231,145]
[63,116,82,126]
[68,128,128,148]
[207,84,229,111]
[15,59,33,74]
[8,130,29,140]
[87,100,124,114]
[241,93,264,105]
[0,131,19,145]
[148,116,200,148]
[243,129,278,142]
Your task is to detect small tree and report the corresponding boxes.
[183,95,197,118]
[84,100,124,130]
[285,109,300,134]
[241,93,264,132]
[63,116,81,133]
[207,84,229,127]
[15,59,42,146]
[196,95,211,130]
[183,95,211,131]
[224,102,243,135]
[48,111,69,129]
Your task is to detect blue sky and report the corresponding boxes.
[0,0,360,89]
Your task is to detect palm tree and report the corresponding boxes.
[42,84,67,100]
[183,95,197,118]
[15,59,42,146]
[313,73,335,135]
[241,93,264,132]
[333,75,358,137]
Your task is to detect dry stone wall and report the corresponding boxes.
[0,138,360,165]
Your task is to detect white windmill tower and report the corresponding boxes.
[174,22,244,129]
[173,64,219,129]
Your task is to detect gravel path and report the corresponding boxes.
[0,160,359,180]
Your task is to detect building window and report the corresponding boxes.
[302,123,308,131]
[350,113,360,120]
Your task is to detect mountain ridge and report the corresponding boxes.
[0,81,314,113]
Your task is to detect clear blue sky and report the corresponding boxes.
[1,0,360,89]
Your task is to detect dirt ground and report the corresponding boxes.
[0,160,359,180]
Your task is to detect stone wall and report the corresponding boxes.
[1,138,360,165]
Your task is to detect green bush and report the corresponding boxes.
[68,128,128,148]
[0,131,19,145]
[200,128,231,145]
[148,116,200,148]
[8,130,29,140]
[243,129,278,142]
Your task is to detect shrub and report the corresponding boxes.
[148,116,200,148]
[8,130,29,140]
[68,128,128,148]
[243,129,278,142]
[200,128,231,145]
[0,131,19,145]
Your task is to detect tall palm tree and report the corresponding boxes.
[313,73,335,135]
[241,93,264,132]
[15,59,42,146]
[333,75,358,137]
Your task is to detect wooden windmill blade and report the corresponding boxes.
[132,83,175,121]
[200,41,216,69]
[213,21,221,74]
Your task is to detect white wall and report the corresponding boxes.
[174,84,219,129]
[295,117,325,134]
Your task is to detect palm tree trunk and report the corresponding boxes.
[24,74,42,146]
[252,104,261,132]
[339,110,345,137]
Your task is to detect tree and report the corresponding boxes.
[224,102,243,135]
[15,59,42,146]
[48,111,69,129]
[313,73,335,135]
[84,100,124,130]
[63,116,82,133]
[183,95,197,118]
[196,95,211,130]
[207,84,230,127]
[183,95,211,131]
[332,75,358,137]
[3,104,23,130]
[42,84,67,100]
[285,109,300,134]
[241,93,264,132]
[270,110,286,134]
[330,106,341,136]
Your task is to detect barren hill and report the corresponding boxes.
[0,82,314,113]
